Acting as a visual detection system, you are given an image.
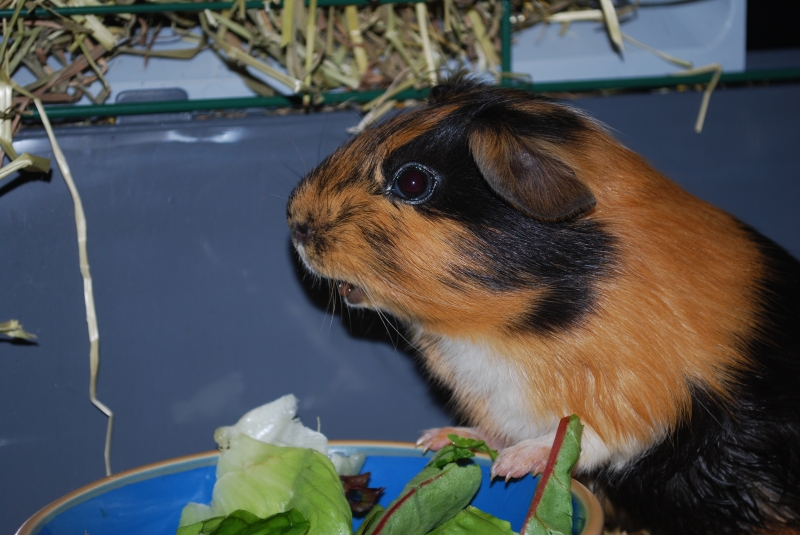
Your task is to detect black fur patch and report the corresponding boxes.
[594,227,800,535]
[426,75,589,144]
[380,100,615,335]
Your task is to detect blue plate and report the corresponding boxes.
[17,441,603,535]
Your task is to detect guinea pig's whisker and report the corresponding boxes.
[371,267,456,309]
[354,273,419,353]
[324,282,338,333]
[285,132,309,175]
[375,309,402,352]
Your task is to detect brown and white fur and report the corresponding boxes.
[286,76,800,535]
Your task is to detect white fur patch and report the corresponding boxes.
[434,336,555,441]
[579,426,645,473]
[431,335,646,472]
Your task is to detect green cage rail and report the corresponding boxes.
[3,1,800,120]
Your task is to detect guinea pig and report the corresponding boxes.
[286,75,800,535]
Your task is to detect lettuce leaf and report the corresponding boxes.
[179,435,351,535]
[213,395,327,454]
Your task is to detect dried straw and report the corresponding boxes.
[0,319,37,340]
[1,0,720,130]
[2,69,114,476]
[37,93,115,477]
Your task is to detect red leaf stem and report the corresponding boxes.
[370,470,449,534]
[523,416,570,526]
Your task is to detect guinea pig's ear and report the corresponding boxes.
[468,124,596,222]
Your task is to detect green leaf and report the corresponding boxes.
[355,505,385,535]
[211,516,251,535]
[177,522,204,535]
[429,434,499,469]
[361,461,482,535]
[229,510,262,525]
[177,515,227,535]
[180,509,310,535]
[426,506,515,535]
[446,435,499,462]
[236,509,310,535]
[202,517,226,533]
[430,444,475,468]
[521,415,584,535]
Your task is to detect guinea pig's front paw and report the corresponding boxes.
[417,426,489,452]
[490,438,552,481]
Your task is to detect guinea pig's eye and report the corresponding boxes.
[390,164,437,204]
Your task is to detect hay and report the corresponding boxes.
[1,0,655,137]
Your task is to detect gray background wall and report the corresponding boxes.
[2,82,799,532]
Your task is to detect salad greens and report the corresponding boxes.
[430,435,499,468]
[177,508,311,535]
[177,396,586,535]
[522,415,584,535]
[427,507,515,535]
[356,451,482,534]
[180,436,352,534]
[179,396,353,535]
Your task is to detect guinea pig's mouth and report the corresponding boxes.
[337,280,365,306]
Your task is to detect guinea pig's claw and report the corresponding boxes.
[488,466,509,483]
[490,439,552,481]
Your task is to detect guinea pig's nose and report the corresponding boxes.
[291,222,312,245]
